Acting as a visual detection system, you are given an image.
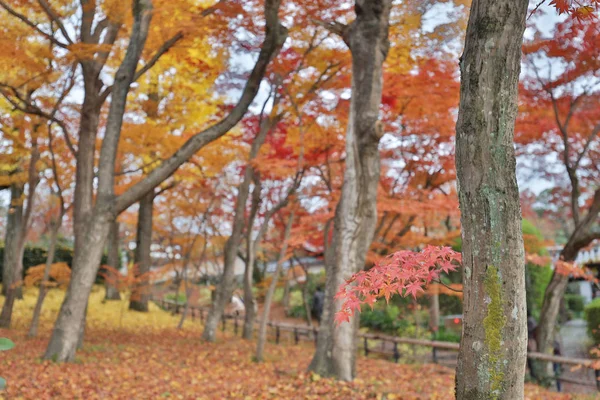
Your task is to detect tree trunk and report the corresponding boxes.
[44,211,113,361]
[0,183,26,327]
[203,103,275,343]
[105,220,122,301]
[202,213,247,341]
[429,291,440,333]
[2,184,21,297]
[44,0,154,361]
[454,0,529,398]
[129,192,154,312]
[242,247,257,339]
[28,220,60,337]
[256,212,294,362]
[177,264,191,329]
[44,0,285,362]
[302,279,313,327]
[282,278,291,314]
[308,0,391,382]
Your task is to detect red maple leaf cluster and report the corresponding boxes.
[550,0,599,20]
[334,246,461,325]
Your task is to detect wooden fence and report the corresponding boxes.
[154,299,600,393]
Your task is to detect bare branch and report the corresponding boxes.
[99,31,183,102]
[37,0,74,44]
[0,1,69,48]
[311,18,348,37]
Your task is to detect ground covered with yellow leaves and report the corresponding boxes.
[0,287,594,399]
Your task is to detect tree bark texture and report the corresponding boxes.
[454,0,529,398]
[105,220,122,301]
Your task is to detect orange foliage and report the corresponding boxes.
[23,263,71,289]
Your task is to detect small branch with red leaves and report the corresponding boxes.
[334,246,461,325]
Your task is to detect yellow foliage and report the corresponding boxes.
[1,285,200,333]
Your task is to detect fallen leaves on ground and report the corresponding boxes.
[0,287,592,399]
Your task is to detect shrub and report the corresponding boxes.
[565,294,586,314]
[288,304,307,319]
[0,245,108,284]
[432,327,461,343]
[584,298,600,344]
[165,293,186,304]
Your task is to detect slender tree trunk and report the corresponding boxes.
[177,264,191,329]
[203,106,275,342]
[282,277,291,314]
[454,1,529,398]
[130,192,154,312]
[28,221,60,337]
[256,212,294,362]
[203,222,247,341]
[429,290,440,333]
[242,248,257,339]
[2,184,24,297]
[105,220,122,301]
[536,189,600,360]
[309,0,391,381]
[0,183,26,327]
[302,279,313,327]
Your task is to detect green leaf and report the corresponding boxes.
[0,338,15,351]
[0,376,6,390]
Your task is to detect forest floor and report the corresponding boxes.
[0,287,596,400]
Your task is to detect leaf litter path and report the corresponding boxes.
[0,287,591,399]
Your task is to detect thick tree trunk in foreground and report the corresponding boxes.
[105,220,122,301]
[28,221,60,337]
[309,0,391,382]
[454,1,528,398]
[129,192,154,311]
[255,212,294,362]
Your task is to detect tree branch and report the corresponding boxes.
[311,18,348,38]
[114,0,288,214]
[0,0,69,48]
[37,0,74,44]
[99,31,184,103]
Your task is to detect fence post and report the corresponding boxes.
[432,347,438,364]
[364,337,369,356]
[393,342,400,363]
[234,315,239,335]
[595,369,600,392]
[313,328,318,346]
[222,315,226,332]
[191,308,195,322]
[276,326,280,345]
[294,328,299,345]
